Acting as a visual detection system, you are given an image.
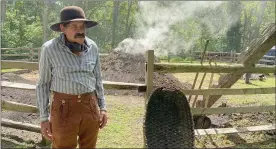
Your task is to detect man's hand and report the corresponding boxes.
[40,120,52,140]
[99,110,108,129]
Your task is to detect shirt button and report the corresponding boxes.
[78,100,81,102]
[78,95,81,98]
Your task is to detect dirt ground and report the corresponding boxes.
[1,50,275,148]
[2,70,275,148]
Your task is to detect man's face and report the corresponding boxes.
[60,21,86,44]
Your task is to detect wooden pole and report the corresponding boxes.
[188,40,209,103]
[204,56,217,108]
[2,100,39,113]
[1,118,40,133]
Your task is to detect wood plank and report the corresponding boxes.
[1,118,41,133]
[1,81,146,91]
[1,81,36,90]
[154,63,275,73]
[194,124,275,136]
[102,81,146,91]
[182,87,275,95]
[2,81,274,95]
[2,118,274,136]
[2,100,38,113]
[2,54,31,57]
[1,48,40,51]
[206,23,276,108]
[1,60,38,70]
[191,105,275,115]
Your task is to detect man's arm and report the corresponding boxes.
[93,45,107,112]
[36,45,52,122]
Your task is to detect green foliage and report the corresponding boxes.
[1,1,275,56]
[170,57,185,62]
[184,57,195,62]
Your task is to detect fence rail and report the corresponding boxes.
[2,98,275,115]
[2,81,275,95]
[1,81,146,92]
[2,61,275,74]
[1,48,109,62]
[154,63,275,73]
[2,118,274,137]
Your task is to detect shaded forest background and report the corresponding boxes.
[1,1,275,55]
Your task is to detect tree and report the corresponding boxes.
[226,1,242,53]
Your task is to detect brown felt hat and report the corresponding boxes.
[50,6,98,32]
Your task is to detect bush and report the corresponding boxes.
[184,57,195,61]
[170,57,185,62]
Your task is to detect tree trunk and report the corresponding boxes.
[111,1,120,48]
[124,1,132,38]
[245,1,267,84]
[1,0,6,25]
[226,1,242,53]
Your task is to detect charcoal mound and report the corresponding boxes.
[144,87,195,148]
[101,50,191,95]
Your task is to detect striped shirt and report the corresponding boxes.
[36,33,106,122]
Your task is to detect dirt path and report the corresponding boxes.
[1,70,275,148]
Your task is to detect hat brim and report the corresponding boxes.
[50,19,98,32]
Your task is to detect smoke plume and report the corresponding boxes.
[114,1,240,56]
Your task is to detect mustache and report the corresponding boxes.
[74,33,85,38]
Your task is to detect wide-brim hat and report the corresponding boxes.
[50,6,98,32]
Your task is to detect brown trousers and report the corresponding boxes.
[50,91,100,149]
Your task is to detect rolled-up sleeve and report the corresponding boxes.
[36,45,52,122]
[93,46,107,111]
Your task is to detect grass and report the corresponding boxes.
[226,77,275,106]
[173,72,275,106]
[96,95,145,148]
[1,68,24,73]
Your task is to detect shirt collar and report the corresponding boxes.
[58,33,91,52]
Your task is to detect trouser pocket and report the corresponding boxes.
[51,98,70,127]
[89,96,100,121]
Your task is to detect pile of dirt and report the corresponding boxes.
[100,51,192,95]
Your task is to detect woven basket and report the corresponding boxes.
[144,87,195,148]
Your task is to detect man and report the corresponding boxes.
[36,6,107,148]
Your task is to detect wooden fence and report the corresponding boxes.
[1,48,109,62]
[1,50,275,145]
[2,48,274,65]
[165,51,275,65]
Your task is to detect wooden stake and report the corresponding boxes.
[189,40,209,104]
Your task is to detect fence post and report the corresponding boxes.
[145,50,154,102]
[38,48,41,62]
[30,48,34,62]
[143,50,154,147]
